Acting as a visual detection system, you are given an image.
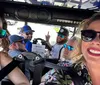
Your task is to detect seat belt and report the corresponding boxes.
[0,57,22,81]
[58,46,63,60]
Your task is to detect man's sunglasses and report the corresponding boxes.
[63,44,74,51]
[26,32,32,35]
[16,40,25,44]
[81,30,100,42]
[58,34,65,38]
[0,29,6,38]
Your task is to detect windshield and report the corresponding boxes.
[7,19,75,45]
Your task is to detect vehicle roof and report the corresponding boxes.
[0,0,98,27]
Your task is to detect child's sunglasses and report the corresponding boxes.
[81,30,100,42]
[63,44,74,51]
[0,29,7,38]
[58,34,65,38]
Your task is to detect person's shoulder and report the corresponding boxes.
[0,52,12,63]
[26,40,32,46]
[8,50,22,58]
[73,62,84,71]
[73,62,92,84]
[26,40,32,44]
[0,52,9,58]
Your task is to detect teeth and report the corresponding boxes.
[89,49,100,54]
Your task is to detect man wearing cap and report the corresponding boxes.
[45,27,69,59]
[8,35,30,80]
[8,35,26,57]
[19,25,35,52]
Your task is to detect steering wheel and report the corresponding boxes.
[33,38,52,51]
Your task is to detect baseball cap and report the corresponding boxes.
[19,25,35,33]
[57,27,69,36]
[8,35,24,45]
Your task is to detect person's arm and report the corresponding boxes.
[0,52,30,85]
[45,32,52,51]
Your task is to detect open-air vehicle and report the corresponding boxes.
[0,0,100,85]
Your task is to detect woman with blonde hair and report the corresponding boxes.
[41,12,100,85]
[80,12,100,85]
[40,36,82,85]
[60,36,82,63]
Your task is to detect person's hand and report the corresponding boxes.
[45,31,50,42]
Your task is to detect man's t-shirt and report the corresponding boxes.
[25,40,32,52]
[8,49,22,58]
[50,44,63,59]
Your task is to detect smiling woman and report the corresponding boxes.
[40,12,100,85]
[80,12,100,85]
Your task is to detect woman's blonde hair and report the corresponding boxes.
[61,36,82,63]
[69,36,82,63]
[79,12,100,31]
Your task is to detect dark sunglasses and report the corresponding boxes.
[81,30,100,42]
[16,40,25,44]
[0,29,6,38]
[63,44,74,51]
[26,32,32,35]
[58,34,65,38]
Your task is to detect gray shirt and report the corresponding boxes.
[50,44,63,59]
[8,50,22,58]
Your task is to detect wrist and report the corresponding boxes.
[46,40,49,42]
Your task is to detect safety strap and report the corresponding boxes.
[0,58,21,81]
[58,46,63,60]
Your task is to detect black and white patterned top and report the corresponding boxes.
[40,61,92,85]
